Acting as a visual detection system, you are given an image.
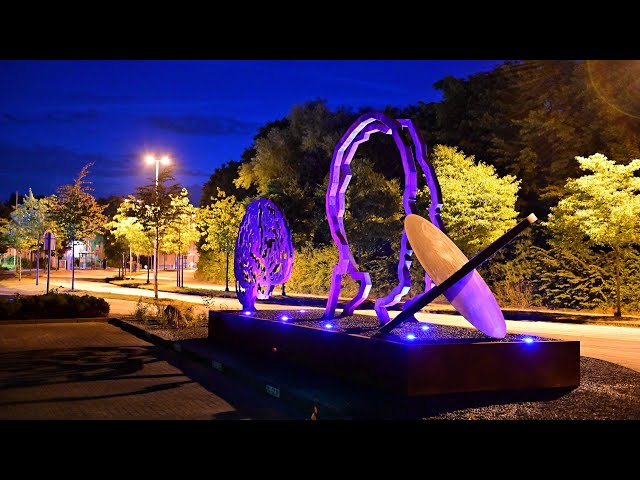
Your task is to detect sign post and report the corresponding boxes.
[44,232,56,294]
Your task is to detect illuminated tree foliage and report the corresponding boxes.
[124,165,182,299]
[197,188,245,291]
[407,61,640,215]
[545,154,640,316]
[418,145,520,257]
[162,188,200,286]
[2,189,56,279]
[50,164,107,290]
[107,200,154,278]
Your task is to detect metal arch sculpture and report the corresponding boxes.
[234,198,294,312]
[324,111,445,323]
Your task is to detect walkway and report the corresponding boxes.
[0,322,298,420]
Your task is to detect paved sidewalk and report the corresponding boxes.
[0,322,298,420]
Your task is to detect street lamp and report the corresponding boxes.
[144,153,171,299]
[145,154,171,186]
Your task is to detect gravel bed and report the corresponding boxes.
[427,357,640,420]
[239,309,550,344]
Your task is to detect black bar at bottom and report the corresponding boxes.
[378,213,537,335]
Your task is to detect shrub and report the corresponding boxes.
[194,250,233,284]
[134,297,151,323]
[0,293,110,320]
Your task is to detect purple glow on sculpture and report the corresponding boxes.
[234,198,294,312]
[324,112,444,323]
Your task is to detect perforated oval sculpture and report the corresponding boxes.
[325,111,445,323]
[234,198,294,312]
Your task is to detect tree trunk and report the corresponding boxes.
[225,249,230,292]
[71,237,75,291]
[18,250,21,281]
[36,246,40,286]
[147,253,150,284]
[154,229,159,299]
[281,283,286,296]
[176,254,179,287]
[614,248,622,317]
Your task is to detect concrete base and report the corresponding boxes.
[208,311,580,397]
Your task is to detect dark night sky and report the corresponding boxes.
[0,60,501,205]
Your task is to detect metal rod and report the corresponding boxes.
[378,214,537,334]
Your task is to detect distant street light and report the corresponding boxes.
[145,153,171,298]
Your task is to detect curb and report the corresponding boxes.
[108,317,348,419]
[0,317,111,325]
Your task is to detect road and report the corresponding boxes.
[2,268,640,373]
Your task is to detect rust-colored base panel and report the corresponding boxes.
[208,312,580,397]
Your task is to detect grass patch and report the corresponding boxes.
[108,278,230,296]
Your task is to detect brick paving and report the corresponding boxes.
[0,322,299,420]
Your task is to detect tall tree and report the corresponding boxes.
[235,100,357,245]
[200,160,255,207]
[417,145,521,257]
[107,201,154,279]
[343,159,403,261]
[5,189,56,281]
[197,188,245,291]
[412,61,640,216]
[124,165,182,298]
[50,163,107,290]
[162,188,200,287]
[545,153,640,317]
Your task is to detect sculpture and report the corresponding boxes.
[234,198,294,312]
[324,111,536,339]
[324,111,444,323]
[379,213,537,337]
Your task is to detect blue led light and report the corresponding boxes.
[299,309,307,313]
[281,315,289,321]
[324,323,333,329]
[406,333,416,340]
[243,311,251,315]
[421,325,429,331]
[523,337,534,344]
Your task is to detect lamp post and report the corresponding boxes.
[145,154,170,299]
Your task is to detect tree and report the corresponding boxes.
[0,218,9,256]
[197,188,245,291]
[200,160,256,207]
[3,189,56,281]
[235,100,357,245]
[408,61,640,216]
[162,188,200,287]
[98,195,128,269]
[50,163,107,290]
[124,165,182,299]
[545,153,640,316]
[417,145,520,257]
[107,201,154,279]
[343,159,403,258]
